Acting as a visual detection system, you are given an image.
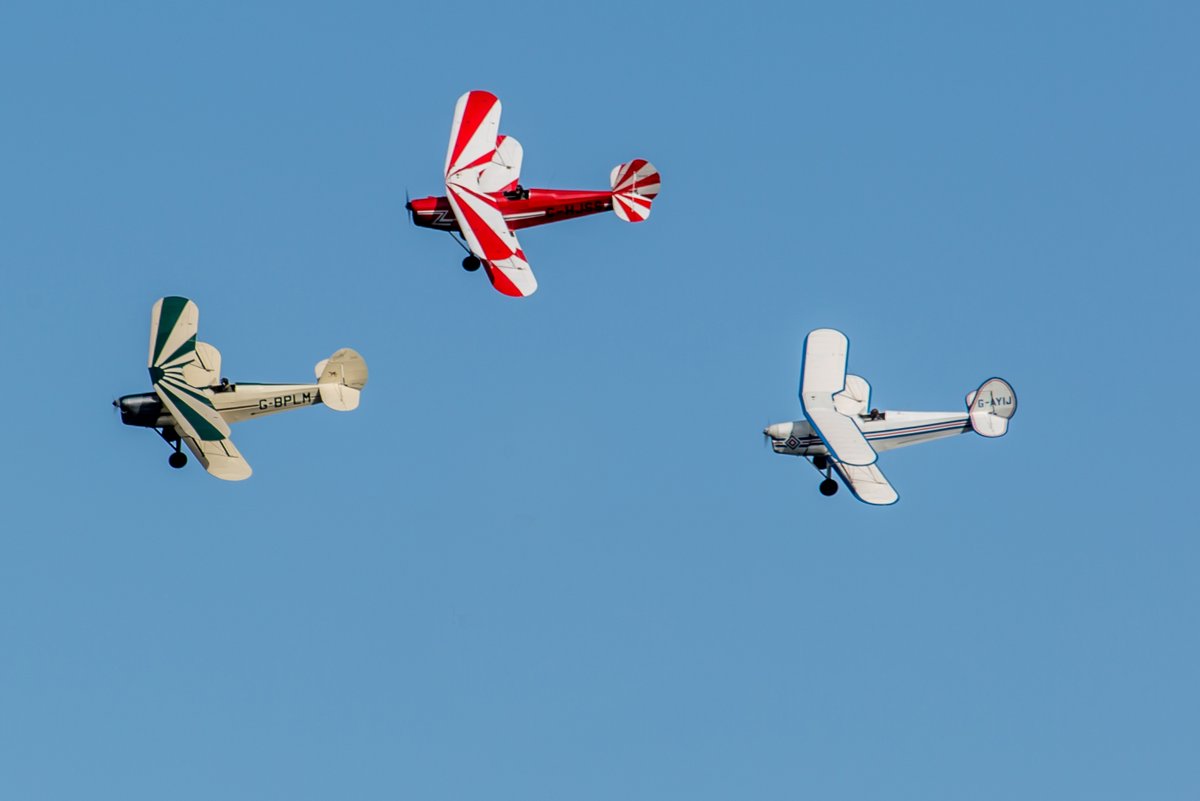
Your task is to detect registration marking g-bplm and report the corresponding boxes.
[259,391,313,411]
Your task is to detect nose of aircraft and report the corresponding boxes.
[764,422,793,440]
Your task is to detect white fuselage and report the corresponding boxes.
[767,411,970,457]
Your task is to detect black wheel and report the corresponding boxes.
[168,451,188,469]
[819,478,839,497]
[462,255,481,272]
[813,454,828,471]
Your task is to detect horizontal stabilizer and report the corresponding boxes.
[610,159,660,222]
[316,348,368,412]
[967,377,1017,437]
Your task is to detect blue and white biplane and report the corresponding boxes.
[764,328,1016,505]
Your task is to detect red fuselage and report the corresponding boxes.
[407,188,615,233]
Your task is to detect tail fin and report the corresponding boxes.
[610,159,660,222]
[315,348,368,412]
[966,377,1016,437]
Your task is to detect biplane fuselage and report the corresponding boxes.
[764,328,1016,505]
[118,296,368,480]
[413,90,659,297]
[407,188,616,233]
[117,382,326,430]
[766,412,972,458]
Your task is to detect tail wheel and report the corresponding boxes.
[819,478,838,497]
[462,255,481,272]
[168,451,188,469]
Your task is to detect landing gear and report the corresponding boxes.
[161,429,187,469]
[462,255,481,272]
[819,478,839,496]
[812,454,828,471]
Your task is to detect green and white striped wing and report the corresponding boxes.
[180,436,252,481]
[148,296,231,442]
[146,297,251,480]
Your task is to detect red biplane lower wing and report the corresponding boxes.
[445,181,538,298]
[482,249,538,298]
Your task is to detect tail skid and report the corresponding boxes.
[315,348,369,412]
[610,159,660,222]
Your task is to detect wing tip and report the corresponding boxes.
[484,261,537,297]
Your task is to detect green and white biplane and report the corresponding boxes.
[115,296,368,480]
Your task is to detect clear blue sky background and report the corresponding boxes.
[2,2,1197,799]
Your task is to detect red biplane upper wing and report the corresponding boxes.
[445,91,502,180]
[444,91,537,297]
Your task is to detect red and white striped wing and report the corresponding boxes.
[445,91,501,180]
[476,134,523,193]
[610,159,661,222]
[483,249,539,298]
[444,182,538,297]
[444,182,514,261]
[442,90,546,297]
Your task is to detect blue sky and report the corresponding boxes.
[2,2,1198,799]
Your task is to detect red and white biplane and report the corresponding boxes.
[406,90,660,297]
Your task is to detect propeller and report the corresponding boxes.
[404,188,414,226]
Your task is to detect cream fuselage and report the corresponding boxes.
[117,383,323,431]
